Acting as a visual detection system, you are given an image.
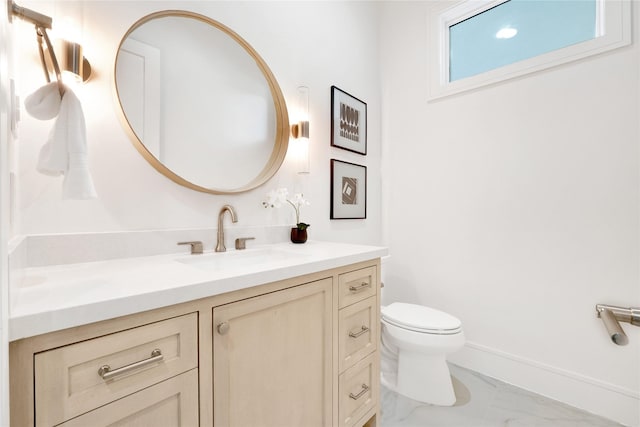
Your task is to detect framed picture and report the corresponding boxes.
[331,86,367,155]
[331,159,367,219]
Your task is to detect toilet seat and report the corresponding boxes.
[381,303,462,335]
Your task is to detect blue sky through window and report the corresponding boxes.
[449,0,597,82]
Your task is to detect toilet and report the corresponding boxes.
[380,302,465,406]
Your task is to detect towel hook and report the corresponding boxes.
[35,26,64,97]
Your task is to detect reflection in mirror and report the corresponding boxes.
[115,11,289,194]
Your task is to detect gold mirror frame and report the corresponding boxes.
[114,10,289,194]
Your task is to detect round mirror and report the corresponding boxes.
[114,11,289,194]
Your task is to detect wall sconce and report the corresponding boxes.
[58,39,92,83]
[290,86,310,174]
[41,39,92,84]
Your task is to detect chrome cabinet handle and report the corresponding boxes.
[98,349,163,380]
[349,282,371,292]
[217,322,230,335]
[349,325,370,338]
[349,384,370,400]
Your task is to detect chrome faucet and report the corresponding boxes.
[215,205,238,252]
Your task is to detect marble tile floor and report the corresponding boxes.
[381,364,622,427]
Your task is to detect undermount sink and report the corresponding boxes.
[175,246,308,271]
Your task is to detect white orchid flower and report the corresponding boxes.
[289,193,310,208]
[262,188,289,208]
[262,188,310,229]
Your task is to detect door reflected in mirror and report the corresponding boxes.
[115,11,289,194]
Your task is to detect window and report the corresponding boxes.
[427,0,630,99]
[449,0,598,82]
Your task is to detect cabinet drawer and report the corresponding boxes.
[339,296,377,372]
[35,313,198,427]
[353,408,377,427]
[339,353,378,427]
[338,266,377,308]
[59,369,199,427]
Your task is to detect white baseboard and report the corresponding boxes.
[448,341,639,427]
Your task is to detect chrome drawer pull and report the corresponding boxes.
[98,349,163,380]
[349,282,371,293]
[349,384,370,400]
[349,325,370,338]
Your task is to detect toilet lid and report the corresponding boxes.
[381,303,462,333]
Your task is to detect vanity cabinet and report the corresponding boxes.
[10,259,381,427]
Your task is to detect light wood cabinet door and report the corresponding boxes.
[213,278,333,427]
[59,369,199,427]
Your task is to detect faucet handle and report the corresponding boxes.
[178,241,204,255]
[235,237,255,250]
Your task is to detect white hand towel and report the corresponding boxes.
[24,82,97,200]
[23,82,60,120]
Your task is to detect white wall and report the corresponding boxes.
[14,1,382,246]
[379,2,639,425]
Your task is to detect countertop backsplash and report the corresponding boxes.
[9,225,292,268]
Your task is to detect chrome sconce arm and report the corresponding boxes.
[596,304,640,346]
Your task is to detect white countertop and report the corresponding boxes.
[10,241,387,341]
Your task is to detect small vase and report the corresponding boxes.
[290,227,308,244]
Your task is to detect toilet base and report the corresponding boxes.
[396,351,457,406]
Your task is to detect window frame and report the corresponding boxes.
[427,0,631,100]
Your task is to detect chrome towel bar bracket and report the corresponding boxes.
[8,1,65,96]
[8,0,52,28]
[596,304,640,346]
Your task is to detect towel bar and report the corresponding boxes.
[596,304,640,346]
[9,1,64,96]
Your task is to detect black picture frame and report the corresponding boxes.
[330,86,367,155]
[330,159,367,219]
